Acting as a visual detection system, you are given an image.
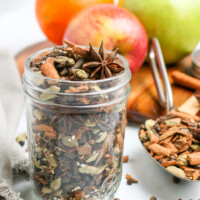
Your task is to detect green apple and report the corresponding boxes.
[120,0,200,64]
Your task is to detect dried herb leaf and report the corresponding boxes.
[33,71,44,86]
[47,85,60,92]
[86,152,100,163]
[40,93,57,100]
[165,118,181,126]
[44,151,57,168]
[84,119,96,127]
[42,187,52,194]
[74,69,89,79]
[79,164,106,175]
[34,160,45,170]
[55,56,75,66]
[62,136,78,147]
[34,110,44,121]
[95,131,107,143]
[91,128,100,134]
[50,177,61,191]
[53,190,63,196]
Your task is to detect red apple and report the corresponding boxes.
[63,4,148,73]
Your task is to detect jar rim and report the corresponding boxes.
[24,45,130,84]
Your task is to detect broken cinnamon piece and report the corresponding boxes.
[165,142,178,154]
[65,85,89,93]
[148,143,171,156]
[178,151,190,157]
[171,70,200,90]
[161,160,177,167]
[72,46,90,60]
[183,167,199,177]
[76,145,91,155]
[123,155,129,163]
[75,190,85,200]
[174,137,188,151]
[159,136,173,146]
[125,174,138,183]
[34,175,48,185]
[44,131,57,139]
[40,57,60,79]
[63,40,76,48]
[159,127,180,141]
[150,150,154,156]
[154,155,163,160]
[150,196,157,200]
[187,152,200,165]
[139,129,146,139]
[148,131,159,143]
[192,170,199,181]
[34,124,55,132]
[170,109,200,121]
[33,50,51,65]
[171,135,180,143]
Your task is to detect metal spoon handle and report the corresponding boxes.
[148,38,173,114]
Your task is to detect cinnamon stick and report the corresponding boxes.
[170,109,200,121]
[171,71,200,90]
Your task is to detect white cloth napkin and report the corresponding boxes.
[0,49,28,200]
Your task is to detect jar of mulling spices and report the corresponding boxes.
[23,41,131,200]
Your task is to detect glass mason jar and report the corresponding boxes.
[23,46,131,200]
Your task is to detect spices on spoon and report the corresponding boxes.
[139,110,200,181]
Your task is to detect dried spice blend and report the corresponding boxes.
[23,41,131,200]
[139,110,200,181]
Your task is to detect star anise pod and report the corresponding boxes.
[64,40,125,79]
[82,41,125,79]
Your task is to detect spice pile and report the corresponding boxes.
[139,110,200,181]
[28,41,127,200]
[30,40,124,81]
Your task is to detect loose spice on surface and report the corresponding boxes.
[172,176,181,184]
[16,133,27,146]
[123,155,129,163]
[139,110,200,181]
[28,41,127,200]
[150,196,157,200]
[125,173,138,184]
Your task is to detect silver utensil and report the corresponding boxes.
[138,38,197,182]
[191,46,200,79]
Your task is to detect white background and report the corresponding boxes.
[0,0,200,199]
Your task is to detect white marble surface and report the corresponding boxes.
[1,1,200,199]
